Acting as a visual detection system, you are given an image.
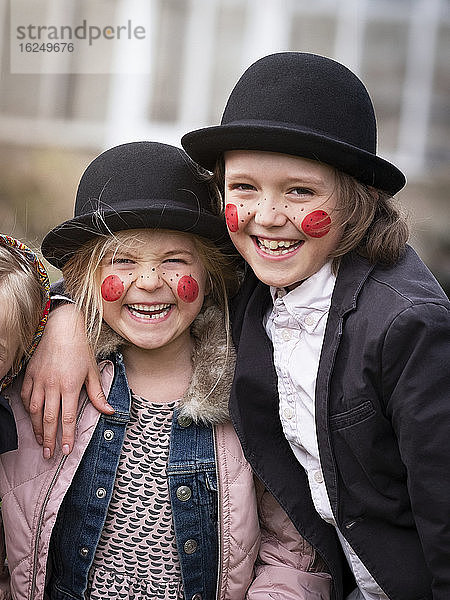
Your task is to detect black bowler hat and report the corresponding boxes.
[182,52,406,195]
[42,141,228,269]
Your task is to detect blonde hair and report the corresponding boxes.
[62,229,241,355]
[211,156,409,267]
[0,245,45,374]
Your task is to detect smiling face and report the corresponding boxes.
[98,230,207,356]
[224,150,343,289]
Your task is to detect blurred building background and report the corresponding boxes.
[0,0,449,291]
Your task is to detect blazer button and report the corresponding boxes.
[183,539,197,554]
[176,486,192,502]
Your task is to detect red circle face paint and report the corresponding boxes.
[101,275,124,302]
[177,275,199,303]
[225,204,239,233]
[301,210,332,238]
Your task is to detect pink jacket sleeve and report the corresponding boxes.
[246,483,331,600]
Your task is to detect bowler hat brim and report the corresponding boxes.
[42,200,228,270]
[182,123,406,195]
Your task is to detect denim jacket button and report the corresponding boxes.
[183,539,198,554]
[176,485,192,502]
[191,594,202,600]
[103,429,114,441]
[177,415,193,428]
[79,547,89,557]
[96,487,107,499]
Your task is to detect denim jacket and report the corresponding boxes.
[47,353,220,599]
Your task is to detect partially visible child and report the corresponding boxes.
[0,142,331,599]
[0,235,50,454]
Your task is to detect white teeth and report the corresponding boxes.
[257,238,301,254]
[128,303,170,312]
[127,304,171,320]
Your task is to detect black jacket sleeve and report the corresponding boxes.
[382,301,450,598]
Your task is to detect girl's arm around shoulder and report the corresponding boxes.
[21,303,113,459]
[246,482,331,600]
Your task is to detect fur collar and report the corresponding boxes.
[97,306,235,426]
[178,306,235,425]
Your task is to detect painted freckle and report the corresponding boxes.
[101,275,124,302]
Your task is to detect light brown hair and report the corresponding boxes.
[0,245,45,374]
[330,169,409,265]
